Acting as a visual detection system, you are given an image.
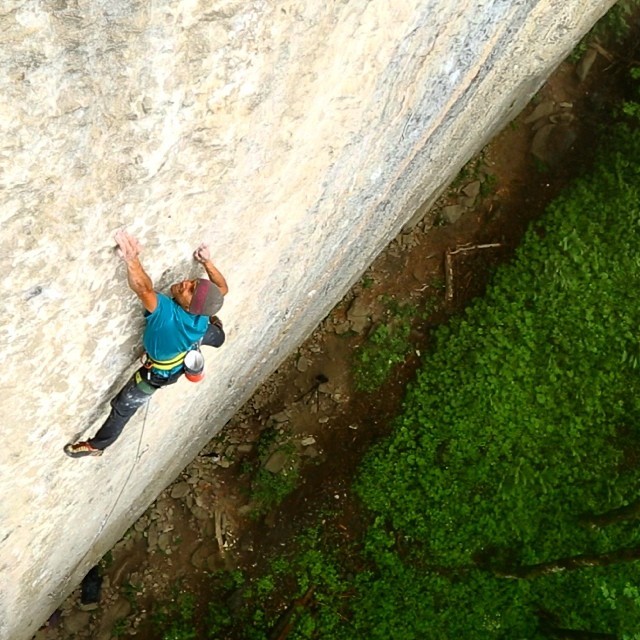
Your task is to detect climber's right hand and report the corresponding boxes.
[114,229,142,264]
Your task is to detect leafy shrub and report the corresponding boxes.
[571,0,640,61]
[352,121,640,636]
[152,590,198,640]
[250,461,300,516]
[353,303,415,392]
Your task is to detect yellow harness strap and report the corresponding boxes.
[146,351,187,371]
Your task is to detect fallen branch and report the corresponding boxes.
[445,243,503,302]
[449,242,502,256]
[589,42,614,62]
[494,545,640,579]
[269,586,315,640]
[445,250,454,302]
[579,498,640,528]
[214,510,225,552]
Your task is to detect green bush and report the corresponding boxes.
[571,0,640,61]
[352,121,640,636]
[152,590,198,640]
[353,303,415,392]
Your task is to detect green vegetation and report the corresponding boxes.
[352,301,415,392]
[571,0,640,61]
[173,115,640,638]
[270,534,348,639]
[361,274,375,289]
[350,117,640,638]
[622,67,640,122]
[450,148,491,191]
[589,0,639,45]
[152,588,198,640]
[200,571,244,638]
[239,427,300,516]
[236,95,640,640]
[250,461,300,516]
[112,618,128,637]
[121,581,141,613]
[149,529,347,640]
[479,171,497,197]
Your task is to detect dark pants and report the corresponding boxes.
[89,366,182,450]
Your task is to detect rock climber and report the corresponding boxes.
[64,229,228,458]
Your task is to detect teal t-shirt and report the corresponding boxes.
[143,293,209,372]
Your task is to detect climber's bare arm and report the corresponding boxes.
[115,230,158,313]
[193,243,229,296]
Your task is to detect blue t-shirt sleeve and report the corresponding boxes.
[144,292,171,320]
[142,293,173,357]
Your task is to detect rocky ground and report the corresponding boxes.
[35,41,627,640]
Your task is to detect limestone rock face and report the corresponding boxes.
[0,1,614,637]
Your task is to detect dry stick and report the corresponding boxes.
[269,587,316,640]
[580,498,640,528]
[222,512,230,547]
[445,243,502,302]
[589,42,615,62]
[494,545,640,579]
[214,510,225,552]
[449,242,502,256]
[445,250,454,302]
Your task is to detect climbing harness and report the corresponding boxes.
[141,351,187,371]
[142,346,205,383]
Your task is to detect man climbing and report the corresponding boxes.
[64,229,228,458]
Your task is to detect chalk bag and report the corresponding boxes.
[184,349,205,382]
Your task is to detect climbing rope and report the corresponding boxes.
[55,399,152,603]
[96,398,151,536]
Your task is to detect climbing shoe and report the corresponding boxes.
[64,441,103,458]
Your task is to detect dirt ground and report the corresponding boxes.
[38,41,633,640]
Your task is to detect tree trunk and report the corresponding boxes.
[579,498,640,528]
[541,625,617,639]
[494,546,640,579]
[538,610,617,639]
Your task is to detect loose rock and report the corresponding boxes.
[264,449,289,474]
[462,180,481,198]
[190,506,210,521]
[62,610,92,634]
[191,545,212,570]
[157,533,171,554]
[271,410,290,423]
[170,482,190,500]
[442,204,465,224]
[147,522,159,552]
[524,99,556,123]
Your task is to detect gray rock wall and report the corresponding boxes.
[0,1,614,637]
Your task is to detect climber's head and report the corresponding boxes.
[171,278,223,316]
